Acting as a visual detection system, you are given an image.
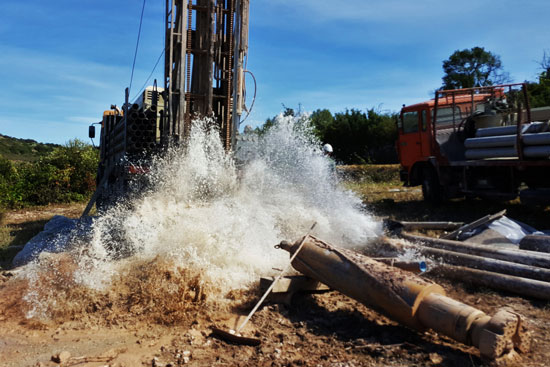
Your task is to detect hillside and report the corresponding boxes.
[0,134,59,161]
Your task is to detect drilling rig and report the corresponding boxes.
[86,0,249,212]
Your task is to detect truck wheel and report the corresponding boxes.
[421,167,444,204]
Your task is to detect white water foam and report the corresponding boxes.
[23,114,382,316]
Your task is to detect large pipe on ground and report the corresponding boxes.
[385,220,464,231]
[519,235,550,253]
[278,236,530,362]
[373,258,427,274]
[414,244,550,282]
[434,265,550,301]
[400,232,550,269]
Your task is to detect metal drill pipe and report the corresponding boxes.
[278,236,530,361]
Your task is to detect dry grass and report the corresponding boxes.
[338,164,401,185]
[0,203,85,269]
[343,164,550,230]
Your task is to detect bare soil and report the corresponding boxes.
[1,192,549,367]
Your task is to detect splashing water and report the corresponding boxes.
[22,114,382,319]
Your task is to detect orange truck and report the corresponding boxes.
[396,83,550,204]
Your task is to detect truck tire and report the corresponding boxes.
[421,167,444,204]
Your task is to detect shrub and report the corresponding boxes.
[0,140,99,208]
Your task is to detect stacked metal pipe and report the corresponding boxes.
[464,122,550,159]
[107,104,159,160]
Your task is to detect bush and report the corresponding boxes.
[0,139,99,208]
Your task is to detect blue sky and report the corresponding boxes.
[0,0,548,144]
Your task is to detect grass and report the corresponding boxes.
[337,164,401,185]
[342,164,550,230]
[0,218,49,269]
[0,203,85,269]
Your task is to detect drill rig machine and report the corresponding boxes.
[86,0,249,213]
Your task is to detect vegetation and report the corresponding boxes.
[312,109,397,164]
[256,107,398,165]
[526,51,550,108]
[337,164,400,185]
[0,134,58,161]
[0,139,99,208]
[441,47,510,89]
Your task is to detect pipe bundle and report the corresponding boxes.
[106,104,159,160]
[464,122,550,159]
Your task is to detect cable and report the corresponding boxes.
[240,70,257,124]
[129,0,147,97]
[131,48,165,102]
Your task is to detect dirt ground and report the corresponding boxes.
[1,191,549,367]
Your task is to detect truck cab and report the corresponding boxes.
[395,85,535,203]
[397,93,489,185]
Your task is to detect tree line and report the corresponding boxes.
[258,107,398,165]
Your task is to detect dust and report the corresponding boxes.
[13,114,382,323]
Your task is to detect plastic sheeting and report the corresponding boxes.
[12,215,93,266]
[462,216,548,246]
[487,216,538,244]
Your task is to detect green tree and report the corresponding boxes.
[317,109,397,164]
[256,107,397,164]
[527,51,550,108]
[309,109,334,139]
[0,157,20,206]
[442,47,510,89]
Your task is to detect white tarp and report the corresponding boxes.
[12,215,92,266]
